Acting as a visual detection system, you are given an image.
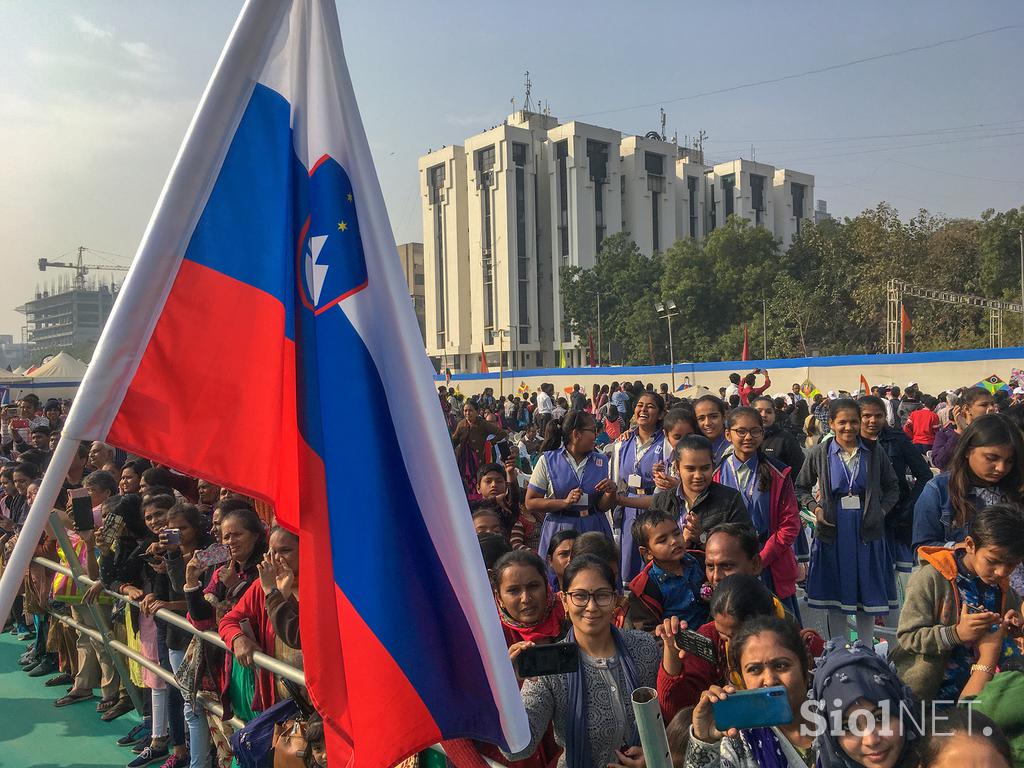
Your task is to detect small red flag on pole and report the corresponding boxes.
[741,325,750,361]
[479,342,489,373]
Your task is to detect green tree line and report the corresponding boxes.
[559,204,1024,365]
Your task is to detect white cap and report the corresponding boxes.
[1014,387,1024,396]
[827,390,837,399]
[907,381,918,388]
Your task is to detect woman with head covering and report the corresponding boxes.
[810,639,921,768]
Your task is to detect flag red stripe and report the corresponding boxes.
[298,438,442,767]
[106,259,301,530]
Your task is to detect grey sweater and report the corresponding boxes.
[503,630,659,768]
[794,437,899,544]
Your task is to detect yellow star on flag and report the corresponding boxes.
[346,193,353,202]
[337,221,348,232]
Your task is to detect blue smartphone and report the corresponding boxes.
[712,686,792,731]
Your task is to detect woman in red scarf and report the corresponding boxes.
[494,550,566,646]
[487,550,564,768]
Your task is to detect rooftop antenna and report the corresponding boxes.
[751,144,756,162]
[523,70,534,113]
[660,107,667,141]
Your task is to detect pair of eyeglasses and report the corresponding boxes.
[729,427,764,438]
[565,589,617,607]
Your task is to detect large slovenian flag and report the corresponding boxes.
[55,1,529,765]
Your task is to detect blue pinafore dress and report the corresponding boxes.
[534,447,613,579]
[806,441,898,615]
[616,431,665,583]
[718,454,802,622]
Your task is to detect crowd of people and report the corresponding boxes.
[1,394,321,768]
[445,372,1024,768]
[3,370,1024,768]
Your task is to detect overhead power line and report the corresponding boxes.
[705,118,1024,148]
[570,24,1022,119]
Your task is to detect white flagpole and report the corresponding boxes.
[0,437,78,622]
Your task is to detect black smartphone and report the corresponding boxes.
[675,628,717,665]
[515,642,580,678]
[69,488,94,531]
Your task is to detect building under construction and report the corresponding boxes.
[16,277,120,349]
[15,246,128,350]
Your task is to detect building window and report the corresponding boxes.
[791,182,806,234]
[750,173,766,226]
[512,142,530,342]
[645,152,664,252]
[555,140,569,263]
[687,175,698,238]
[427,163,447,347]
[722,174,735,219]
[414,272,424,286]
[477,146,496,332]
[587,139,609,249]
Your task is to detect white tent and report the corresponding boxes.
[7,352,90,401]
[28,352,89,381]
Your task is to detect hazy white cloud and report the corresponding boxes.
[71,14,113,41]
[444,110,503,128]
[121,40,159,67]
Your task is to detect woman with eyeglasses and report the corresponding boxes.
[526,411,618,577]
[504,554,659,768]
[713,407,801,620]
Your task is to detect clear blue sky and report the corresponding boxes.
[1,1,1022,338]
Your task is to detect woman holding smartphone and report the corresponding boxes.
[163,503,216,768]
[686,615,815,767]
[182,504,266,764]
[504,554,659,768]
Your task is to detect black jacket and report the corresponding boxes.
[868,426,932,545]
[761,423,805,475]
[650,482,751,546]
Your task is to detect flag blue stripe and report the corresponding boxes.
[294,300,507,742]
[183,84,299,342]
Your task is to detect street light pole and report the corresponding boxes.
[596,290,602,366]
[1019,229,1023,339]
[656,300,679,391]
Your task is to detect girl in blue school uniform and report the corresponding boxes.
[714,406,802,622]
[795,398,901,644]
[525,410,618,576]
[610,392,667,584]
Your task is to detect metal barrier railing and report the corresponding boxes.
[29,542,490,767]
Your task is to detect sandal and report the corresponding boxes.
[101,696,135,721]
[96,696,119,713]
[55,690,95,707]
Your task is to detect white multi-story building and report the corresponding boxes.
[419,145,471,366]
[546,121,623,357]
[419,110,815,372]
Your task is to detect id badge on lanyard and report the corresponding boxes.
[629,438,661,495]
[838,451,859,510]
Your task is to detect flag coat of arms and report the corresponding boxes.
[47,1,529,765]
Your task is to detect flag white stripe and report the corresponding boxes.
[262,0,529,748]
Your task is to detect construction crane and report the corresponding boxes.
[886,278,1024,353]
[38,246,129,290]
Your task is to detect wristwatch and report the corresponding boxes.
[970,663,996,676]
